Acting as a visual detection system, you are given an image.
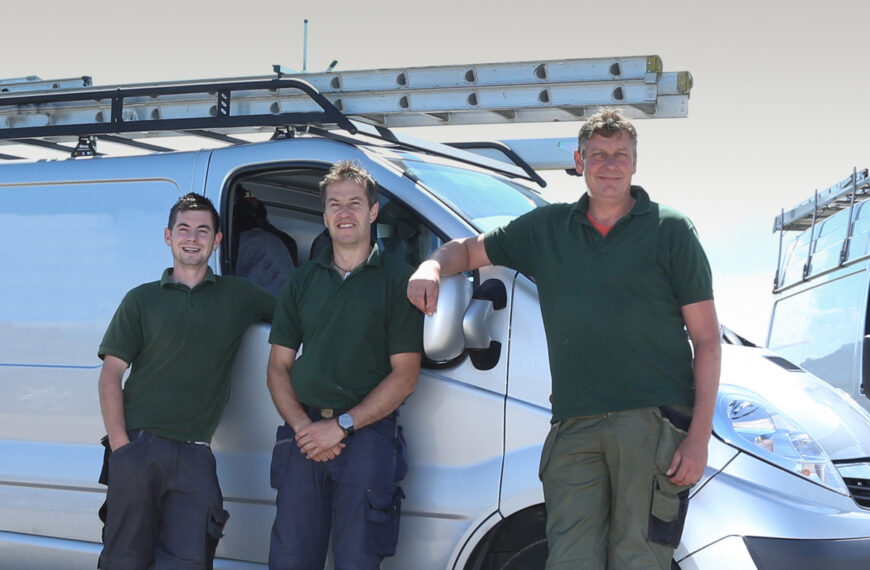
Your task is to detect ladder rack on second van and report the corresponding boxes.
[773,168,870,290]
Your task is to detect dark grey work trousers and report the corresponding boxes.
[98,429,228,570]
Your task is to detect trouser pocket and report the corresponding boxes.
[649,406,692,548]
[270,424,294,490]
[648,476,690,548]
[395,425,408,482]
[538,421,561,481]
[205,507,229,569]
[364,486,405,557]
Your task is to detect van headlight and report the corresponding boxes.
[713,385,848,495]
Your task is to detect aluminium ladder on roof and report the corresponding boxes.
[773,168,870,232]
[0,55,691,155]
[772,168,870,291]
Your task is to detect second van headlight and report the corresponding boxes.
[713,384,849,495]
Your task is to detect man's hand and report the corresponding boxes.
[407,260,441,316]
[295,420,346,461]
[666,431,708,487]
[109,434,131,452]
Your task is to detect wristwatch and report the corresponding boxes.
[337,413,355,436]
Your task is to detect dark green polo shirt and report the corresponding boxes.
[269,244,424,410]
[484,186,713,421]
[99,268,276,443]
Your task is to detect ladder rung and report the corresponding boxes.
[773,169,870,232]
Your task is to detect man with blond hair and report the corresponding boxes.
[407,110,720,568]
[267,161,423,568]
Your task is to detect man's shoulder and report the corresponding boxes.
[649,201,696,231]
[123,279,162,300]
[493,203,573,235]
[378,250,416,279]
[525,202,573,219]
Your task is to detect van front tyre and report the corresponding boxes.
[498,538,548,569]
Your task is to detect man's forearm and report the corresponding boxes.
[689,336,720,439]
[266,361,311,432]
[97,356,130,451]
[347,353,420,431]
[426,238,474,278]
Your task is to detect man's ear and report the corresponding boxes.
[164,227,171,246]
[212,231,223,252]
[368,201,380,223]
[574,150,584,176]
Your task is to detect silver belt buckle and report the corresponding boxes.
[320,408,334,419]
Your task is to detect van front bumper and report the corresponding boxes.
[743,536,870,569]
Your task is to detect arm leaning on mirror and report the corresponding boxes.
[407,234,492,315]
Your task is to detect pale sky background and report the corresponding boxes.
[5,0,870,343]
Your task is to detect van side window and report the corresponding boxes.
[768,270,866,394]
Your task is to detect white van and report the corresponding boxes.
[768,168,870,414]
[2,67,870,569]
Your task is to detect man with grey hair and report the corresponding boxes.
[407,110,720,568]
[267,161,423,568]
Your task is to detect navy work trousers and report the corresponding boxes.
[98,430,228,570]
[268,413,407,570]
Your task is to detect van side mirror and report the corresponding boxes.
[423,275,506,370]
[423,275,473,362]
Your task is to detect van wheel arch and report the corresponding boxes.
[463,504,548,570]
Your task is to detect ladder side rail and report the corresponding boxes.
[803,190,820,280]
[839,168,860,266]
[326,56,663,92]
[774,208,785,292]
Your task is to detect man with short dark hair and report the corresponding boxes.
[267,161,423,569]
[407,110,720,569]
[97,192,276,569]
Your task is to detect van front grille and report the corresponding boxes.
[842,477,870,509]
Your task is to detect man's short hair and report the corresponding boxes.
[319,161,377,207]
[168,193,220,231]
[577,109,638,158]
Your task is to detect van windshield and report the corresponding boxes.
[388,152,548,232]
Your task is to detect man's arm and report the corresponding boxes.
[294,352,421,460]
[266,344,308,430]
[97,354,131,451]
[267,344,345,463]
[667,299,721,486]
[407,235,491,315]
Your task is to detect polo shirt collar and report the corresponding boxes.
[315,242,383,270]
[160,266,217,289]
[571,185,652,218]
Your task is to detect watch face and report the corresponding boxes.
[339,414,354,431]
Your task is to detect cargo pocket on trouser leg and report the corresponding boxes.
[364,486,405,557]
[270,424,294,490]
[649,406,692,548]
[648,476,690,548]
[205,507,230,569]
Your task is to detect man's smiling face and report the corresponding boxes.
[322,179,378,247]
[164,209,221,269]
